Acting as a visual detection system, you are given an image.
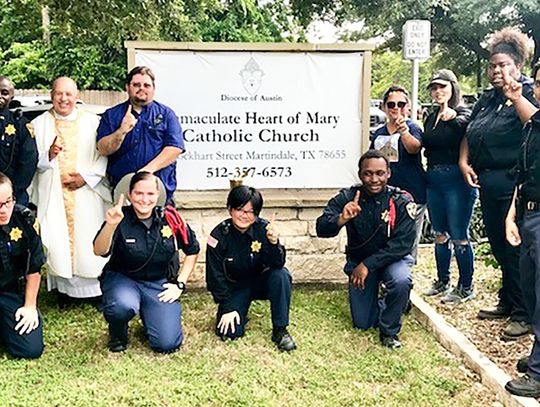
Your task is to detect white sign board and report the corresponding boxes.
[402,20,431,60]
[135,50,364,190]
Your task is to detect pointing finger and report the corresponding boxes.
[117,193,125,208]
[353,190,360,205]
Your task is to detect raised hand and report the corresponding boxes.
[502,66,522,102]
[266,212,279,245]
[120,104,137,134]
[105,194,125,225]
[48,136,64,161]
[396,111,409,134]
[439,100,457,121]
[341,190,361,223]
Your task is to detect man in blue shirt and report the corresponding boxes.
[97,66,184,202]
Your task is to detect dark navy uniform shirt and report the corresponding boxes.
[0,205,45,293]
[466,76,538,172]
[516,110,540,202]
[0,108,38,205]
[370,120,426,204]
[316,185,416,273]
[96,205,199,282]
[96,101,184,200]
[206,217,286,312]
[423,106,471,168]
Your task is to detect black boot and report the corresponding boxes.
[271,326,296,352]
[108,324,128,353]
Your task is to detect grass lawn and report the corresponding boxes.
[0,285,494,406]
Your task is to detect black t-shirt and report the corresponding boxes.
[423,106,471,168]
[466,76,538,171]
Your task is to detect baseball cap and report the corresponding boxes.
[427,69,458,88]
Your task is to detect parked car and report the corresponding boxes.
[369,104,386,135]
[9,96,107,121]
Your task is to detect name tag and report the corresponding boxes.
[125,238,136,244]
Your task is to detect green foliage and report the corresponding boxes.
[0,0,305,90]
[0,287,488,406]
[474,241,500,269]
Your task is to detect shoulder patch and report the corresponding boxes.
[406,202,417,219]
[26,123,36,138]
[207,235,219,248]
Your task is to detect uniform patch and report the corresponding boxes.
[406,202,417,219]
[26,123,36,138]
[4,124,16,136]
[380,209,389,222]
[125,238,136,243]
[161,225,173,238]
[33,218,40,235]
[207,235,219,248]
[9,227,22,242]
[251,240,262,253]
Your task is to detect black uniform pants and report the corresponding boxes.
[215,268,292,339]
[0,292,43,359]
[478,169,528,322]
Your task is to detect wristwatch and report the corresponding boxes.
[176,281,186,291]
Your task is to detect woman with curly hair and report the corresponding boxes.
[459,28,538,339]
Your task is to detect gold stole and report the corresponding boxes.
[55,113,79,265]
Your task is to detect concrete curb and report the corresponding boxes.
[410,291,540,407]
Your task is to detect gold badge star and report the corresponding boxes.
[5,124,16,136]
[251,240,262,253]
[381,209,389,223]
[10,227,23,242]
[161,225,173,238]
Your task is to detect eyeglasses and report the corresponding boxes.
[386,101,407,109]
[0,197,15,209]
[233,208,255,216]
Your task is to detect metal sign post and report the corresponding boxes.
[402,20,431,121]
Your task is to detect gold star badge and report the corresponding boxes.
[5,124,16,136]
[10,227,23,242]
[161,225,173,238]
[251,240,262,253]
[381,209,389,223]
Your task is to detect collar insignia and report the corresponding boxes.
[10,227,22,242]
[251,240,262,253]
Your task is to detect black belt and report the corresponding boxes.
[526,201,540,212]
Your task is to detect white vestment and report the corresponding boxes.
[30,108,112,298]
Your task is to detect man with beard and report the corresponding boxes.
[0,76,38,206]
[96,66,184,203]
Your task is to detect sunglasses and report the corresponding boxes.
[386,101,407,109]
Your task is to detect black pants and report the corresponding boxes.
[478,169,528,322]
[215,268,292,339]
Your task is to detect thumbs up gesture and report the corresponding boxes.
[341,190,361,222]
[120,104,137,134]
[106,194,125,226]
[266,212,279,245]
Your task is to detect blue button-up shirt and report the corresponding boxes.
[97,101,184,199]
